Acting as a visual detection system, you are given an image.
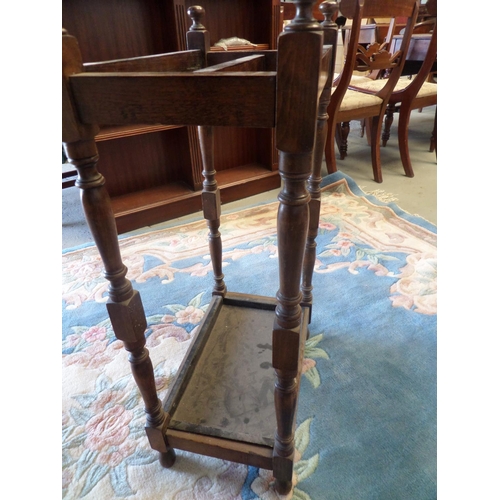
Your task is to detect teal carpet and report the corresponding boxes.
[62,171,437,499]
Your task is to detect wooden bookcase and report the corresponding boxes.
[62,0,282,233]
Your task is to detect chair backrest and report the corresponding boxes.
[389,0,436,101]
[412,19,435,34]
[329,0,419,117]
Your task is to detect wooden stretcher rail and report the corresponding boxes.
[165,428,274,469]
[163,295,223,424]
[83,50,204,73]
[194,54,266,73]
[69,72,277,128]
[207,50,277,69]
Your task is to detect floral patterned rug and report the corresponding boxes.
[62,172,437,499]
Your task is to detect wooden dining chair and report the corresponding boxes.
[336,19,396,140]
[324,0,419,183]
[349,0,437,177]
[62,1,337,494]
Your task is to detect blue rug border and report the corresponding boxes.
[321,171,437,234]
[63,171,436,254]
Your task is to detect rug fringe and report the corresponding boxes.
[361,187,399,204]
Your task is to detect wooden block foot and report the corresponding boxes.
[274,478,292,495]
[159,448,176,468]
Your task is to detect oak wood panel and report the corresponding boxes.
[70,73,276,128]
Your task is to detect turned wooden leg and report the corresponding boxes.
[273,151,311,494]
[302,2,337,314]
[273,368,297,494]
[370,115,385,183]
[198,126,226,296]
[336,121,350,159]
[382,104,396,147]
[64,139,175,467]
[273,3,325,490]
[320,3,339,178]
[301,125,324,316]
[397,105,415,178]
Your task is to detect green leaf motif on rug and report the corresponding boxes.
[296,453,320,482]
[166,291,208,313]
[247,417,320,499]
[295,417,313,455]
[292,418,320,500]
[302,334,329,389]
[292,488,314,500]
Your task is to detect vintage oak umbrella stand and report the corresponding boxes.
[62,1,338,493]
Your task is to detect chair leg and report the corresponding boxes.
[324,113,338,174]
[397,105,415,178]
[382,104,396,147]
[359,118,365,138]
[336,122,350,159]
[429,108,437,153]
[369,115,384,183]
[364,118,372,146]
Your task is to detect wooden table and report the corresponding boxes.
[391,33,435,75]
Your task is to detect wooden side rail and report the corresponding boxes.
[166,428,274,469]
[194,54,267,73]
[68,72,277,128]
[83,50,205,72]
[207,50,277,69]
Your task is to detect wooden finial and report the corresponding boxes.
[319,1,338,28]
[285,0,321,31]
[187,5,205,31]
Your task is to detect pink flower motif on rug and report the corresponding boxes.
[390,253,437,315]
[85,405,135,466]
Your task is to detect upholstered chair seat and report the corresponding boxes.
[351,76,437,99]
[337,88,383,111]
